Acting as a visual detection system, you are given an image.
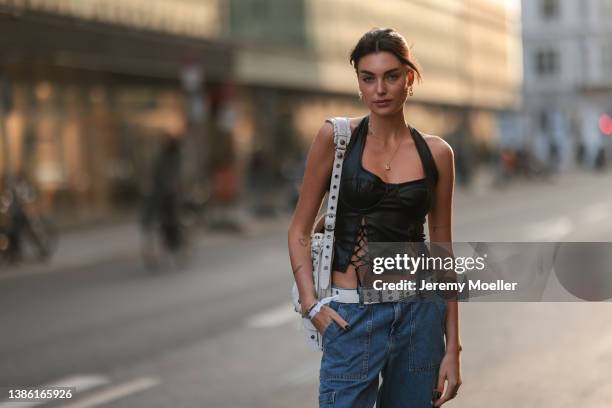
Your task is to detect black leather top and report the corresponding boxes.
[330,115,439,273]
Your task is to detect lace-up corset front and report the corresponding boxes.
[330,116,439,276]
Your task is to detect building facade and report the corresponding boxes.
[521,0,612,170]
[0,0,521,224]
[0,0,232,223]
[230,0,521,188]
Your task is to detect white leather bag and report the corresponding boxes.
[291,117,351,351]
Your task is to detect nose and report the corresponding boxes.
[376,78,387,95]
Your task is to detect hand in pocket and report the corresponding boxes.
[311,304,351,335]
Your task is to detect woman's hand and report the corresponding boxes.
[433,350,462,407]
[310,305,350,335]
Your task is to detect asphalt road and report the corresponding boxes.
[1,170,611,408]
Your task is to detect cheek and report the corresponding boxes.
[392,81,409,97]
[360,82,375,92]
[360,84,378,100]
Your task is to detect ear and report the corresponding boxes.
[406,70,415,86]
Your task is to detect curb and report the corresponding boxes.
[0,215,290,281]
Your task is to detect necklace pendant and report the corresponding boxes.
[384,163,391,171]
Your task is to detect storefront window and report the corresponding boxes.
[0,76,189,223]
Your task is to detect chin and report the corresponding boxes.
[370,104,402,116]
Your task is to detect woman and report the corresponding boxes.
[288,28,462,407]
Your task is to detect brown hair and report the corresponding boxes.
[349,28,422,82]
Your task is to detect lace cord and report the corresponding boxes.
[307,295,340,320]
[349,218,372,276]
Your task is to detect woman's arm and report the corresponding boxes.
[288,121,336,312]
[427,136,460,353]
[426,136,462,406]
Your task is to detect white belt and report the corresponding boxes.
[330,275,437,304]
[330,286,419,304]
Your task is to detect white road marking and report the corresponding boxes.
[245,303,296,328]
[46,374,110,391]
[0,375,109,408]
[582,202,610,224]
[58,376,160,408]
[523,217,573,241]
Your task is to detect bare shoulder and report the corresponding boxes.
[348,116,367,133]
[318,115,365,142]
[422,133,454,164]
[313,119,335,147]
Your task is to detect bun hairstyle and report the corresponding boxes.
[349,28,422,83]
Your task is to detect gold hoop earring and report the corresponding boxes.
[409,86,414,97]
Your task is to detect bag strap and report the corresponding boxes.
[317,117,351,291]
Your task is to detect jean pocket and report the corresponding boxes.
[408,301,446,372]
[320,304,369,381]
[322,301,346,342]
[319,391,335,407]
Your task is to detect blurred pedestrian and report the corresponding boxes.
[248,149,275,216]
[594,146,606,171]
[449,116,473,187]
[3,173,50,262]
[548,140,560,174]
[141,132,183,253]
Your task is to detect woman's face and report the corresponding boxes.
[356,51,414,115]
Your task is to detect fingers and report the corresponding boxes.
[310,304,351,335]
[328,307,350,331]
[312,318,328,335]
[312,306,350,333]
[311,309,335,334]
[432,375,445,406]
[433,377,461,407]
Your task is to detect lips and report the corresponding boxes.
[373,99,392,106]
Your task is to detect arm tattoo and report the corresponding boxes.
[292,264,304,275]
[298,237,310,247]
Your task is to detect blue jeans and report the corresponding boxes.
[319,299,447,408]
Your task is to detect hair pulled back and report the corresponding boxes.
[349,28,422,82]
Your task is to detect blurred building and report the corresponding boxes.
[0,0,521,225]
[0,0,231,224]
[522,0,612,170]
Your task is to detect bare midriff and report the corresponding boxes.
[332,267,418,289]
[332,267,360,289]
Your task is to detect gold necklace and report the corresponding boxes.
[368,125,407,171]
